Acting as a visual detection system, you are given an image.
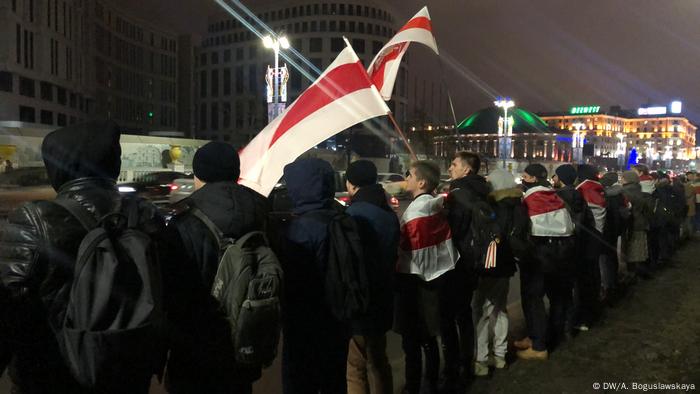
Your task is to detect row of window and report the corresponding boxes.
[198,100,265,131]
[18,105,80,127]
[209,3,393,33]
[105,95,176,128]
[95,26,177,78]
[198,37,383,69]
[203,20,394,48]
[95,1,177,53]
[1,72,89,113]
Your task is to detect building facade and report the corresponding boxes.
[539,104,697,162]
[194,0,451,149]
[0,0,187,134]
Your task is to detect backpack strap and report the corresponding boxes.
[190,207,224,247]
[236,231,269,248]
[53,198,97,231]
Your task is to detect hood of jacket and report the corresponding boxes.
[351,183,391,212]
[450,173,491,198]
[489,187,522,202]
[190,181,266,237]
[41,120,122,191]
[284,158,335,214]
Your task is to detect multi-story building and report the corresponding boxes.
[194,0,451,150]
[0,0,93,127]
[539,103,697,162]
[0,0,188,134]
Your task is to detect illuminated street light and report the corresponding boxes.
[262,34,289,121]
[572,122,586,164]
[494,97,515,168]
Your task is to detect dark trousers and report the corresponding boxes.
[574,238,602,327]
[520,267,573,351]
[401,335,439,394]
[282,319,349,394]
[438,266,475,376]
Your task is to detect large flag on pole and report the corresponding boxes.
[239,41,390,196]
[367,6,439,101]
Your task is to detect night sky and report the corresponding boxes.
[121,0,700,125]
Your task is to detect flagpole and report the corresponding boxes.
[387,111,417,161]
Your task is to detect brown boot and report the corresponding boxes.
[516,347,549,360]
[513,337,532,350]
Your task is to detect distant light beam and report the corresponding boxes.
[225,0,323,78]
[213,0,317,82]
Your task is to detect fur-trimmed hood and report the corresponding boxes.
[489,186,523,202]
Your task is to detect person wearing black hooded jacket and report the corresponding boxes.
[344,160,399,394]
[0,121,174,394]
[442,152,490,384]
[164,142,270,394]
[273,158,350,394]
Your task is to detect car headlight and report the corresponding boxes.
[118,186,137,193]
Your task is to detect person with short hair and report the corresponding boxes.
[514,164,575,360]
[395,160,458,394]
[344,160,399,394]
[441,151,490,385]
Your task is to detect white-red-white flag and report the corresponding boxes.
[367,6,439,101]
[239,42,390,196]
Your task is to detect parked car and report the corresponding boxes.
[377,172,408,199]
[118,171,191,205]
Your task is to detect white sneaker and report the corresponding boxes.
[474,361,489,377]
[492,356,507,369]
[574,324,590,332]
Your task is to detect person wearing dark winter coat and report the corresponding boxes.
[344,160,399,394]
[652,174,679,267]
[599,172,629,302]
[164,142,270,394]
[273,158,350,394]
[620,171,652,278]
[571,164,606,331]
[442,152,490,384]
[0,121,172,394]
[515,164,575,360]
[472,170,521,376]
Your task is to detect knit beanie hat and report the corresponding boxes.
[346,160,377,187]
[577,164,599,181]
[621,170,640,184]
[600,172,619,187]
[193,141,240,183]
[554,164,577,186]
[488,169,516,191]
[524,163,548,180]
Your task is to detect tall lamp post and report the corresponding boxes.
[616,132,626,170]
[572,122,586,164]
[494,97,515,169]
[262,35,290,121]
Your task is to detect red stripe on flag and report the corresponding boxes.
[268,60,373,148]
[370,42,408,90]
[576,180,607,207]
[398,16,433,33]
[523,189,566,216]
[400,213,452,251]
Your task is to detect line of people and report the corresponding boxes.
[1,121,698,394]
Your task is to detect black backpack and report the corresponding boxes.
[191,208,282,367]
[53,197,164,390]
[310,209,370,321]
[451,188,502,269]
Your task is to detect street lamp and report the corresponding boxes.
[494,97,515,168]
[262,34,290,120]
[572,122,586,164]
[616,132,626,170]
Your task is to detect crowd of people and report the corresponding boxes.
[0,122,699,394]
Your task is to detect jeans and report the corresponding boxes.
[521,266,573,351]
[347,334,393,394]
[472,277,509,362]
[438,266,475,377]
